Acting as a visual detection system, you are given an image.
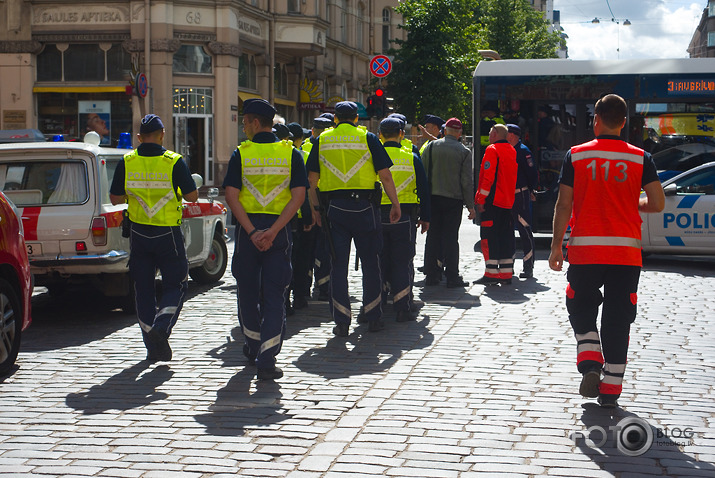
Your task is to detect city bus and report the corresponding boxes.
[472,58,715,231]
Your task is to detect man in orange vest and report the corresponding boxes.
[549,94,665,408]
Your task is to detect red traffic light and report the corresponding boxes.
[375,88,385,97]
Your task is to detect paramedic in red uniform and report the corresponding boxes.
[474,124,518,285]
[549,94,665,408]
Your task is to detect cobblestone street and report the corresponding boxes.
[2,217,714,477]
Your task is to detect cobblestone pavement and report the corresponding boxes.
[2,216,714,477]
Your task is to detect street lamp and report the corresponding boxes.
[591,17,632,58]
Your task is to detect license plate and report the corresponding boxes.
[26,243,42,256]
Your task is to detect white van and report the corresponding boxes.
[0,138,228,311]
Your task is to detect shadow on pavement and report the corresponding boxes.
[478,277,551,304]
[24,279,226,353]
[65,362,173,414]
[415,281,482,310]
[572,403,715,476]
[195,336,291,436]
[293,315,434,379]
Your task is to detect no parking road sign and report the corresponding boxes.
[370,55,392,78]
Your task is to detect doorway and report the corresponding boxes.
[174,115,214,185]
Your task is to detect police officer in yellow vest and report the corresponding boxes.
[223,98,307,381]
[377,117,431,322]
[110,114,198,362]
[306,101,401,336]
[387,113,420,157]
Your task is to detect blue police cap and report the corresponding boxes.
[243,98,277,119]
[379,117,404,134]
[140,114,165,134]
[423,114,445,127]
[334,101,358,117]
[506,124,522,136]
[313,117,333,129]
[388,113,408,125]
[319,112,335,122]
[272,123,292,140]
[303,127,312,137]
[287,122,304,140]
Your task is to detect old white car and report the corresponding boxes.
[0,136,228,312]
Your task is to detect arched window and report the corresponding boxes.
[382,8,391,52]
[173,45,212,74]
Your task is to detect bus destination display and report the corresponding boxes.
[667,79,715,95]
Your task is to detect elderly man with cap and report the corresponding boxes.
[474,123,518,286]
[110,114,198,362]
[418,114,445,155]
[506,123,539,278]
[222,98,308,380]
[422,117,475,288]
[376,117,431,322]
[306,101,401,336]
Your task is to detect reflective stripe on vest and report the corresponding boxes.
[238,140,293,215]
[381,145,418,205]
[124,150,182,226]
[419,140,431,155]
[317,123,377,191]
[567,139,645,266]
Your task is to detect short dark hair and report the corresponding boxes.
[245,113,273,128]
[595,94,627,129]
[335,113,356,122]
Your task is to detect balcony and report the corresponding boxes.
[274,16,326,57]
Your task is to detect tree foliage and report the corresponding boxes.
[389,0,561,129]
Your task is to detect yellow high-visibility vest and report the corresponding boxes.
[381,145,418,205]
[124,149,182,226]
[317,123,377,191]
[238,140,294,215]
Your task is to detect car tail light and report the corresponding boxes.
[76,241,88,252]
[91,216,108,246]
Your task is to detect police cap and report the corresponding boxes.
[334,101,358,117]
[140,114,164,134]
[506,124,522,136]
[423,114,445,127]
[313,117,333,129]
[243,98,276,119]
[272,123,292,140]
[379,117,403,135]
[287,122,304,140]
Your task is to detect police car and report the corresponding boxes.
[0,135,228,311]
[641,161,715,255]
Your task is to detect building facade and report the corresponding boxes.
[688,1,715,58]
[0,0,404,185]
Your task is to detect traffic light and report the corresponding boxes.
[373,89,385,118]
[366,95,376,117]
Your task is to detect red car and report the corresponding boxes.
[0,191,32,375]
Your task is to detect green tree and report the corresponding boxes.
[390,0,560,129]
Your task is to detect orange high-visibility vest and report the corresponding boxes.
[567,138,645,266]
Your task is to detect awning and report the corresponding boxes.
[33,86,126,93]
[238,91,262,101]
[274,97,296,107]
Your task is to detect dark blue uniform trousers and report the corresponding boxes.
[129,224,188,354]
[313,226,331,296]
[327,198,383,326]
[233,215,292,369]
[380,208,416,312]
[511,189,535,273]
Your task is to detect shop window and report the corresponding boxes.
[64,44,104,82]
[107,44,132,81]
[37,45,62,82]
[36,43,130,83]
[239,54,257,90]
[173,45,212,74]
[173,88,214,115]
